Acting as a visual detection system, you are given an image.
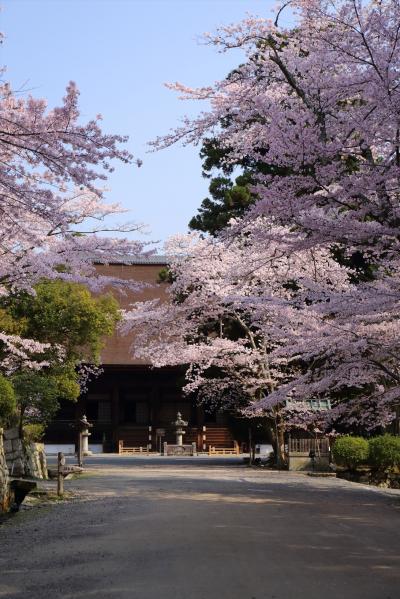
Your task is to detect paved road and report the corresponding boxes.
[1,456,399,599]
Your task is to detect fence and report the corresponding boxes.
[118,441,149,454]
[288,437,330,455]
[208,441,240,455]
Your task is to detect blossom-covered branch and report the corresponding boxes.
[144,0,400,431]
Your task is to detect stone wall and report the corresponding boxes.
[288,451,330,471]
[4,428,24,477]
[3,428,48,479]
[0,428,11,512]
[24,442,48,479]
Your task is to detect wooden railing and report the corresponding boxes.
[118,441,149,454]
[208,441,240,455]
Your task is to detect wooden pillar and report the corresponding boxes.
[146,379,158,451]
[151,386,161,428]
[197,406,205,451]
[197,405,205,426]
[112,385,120,451]
[149,385,156,426]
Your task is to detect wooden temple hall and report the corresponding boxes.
[45,256,237,454]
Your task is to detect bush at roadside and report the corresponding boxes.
[23,423,45,443]
[0,375,16,427]
[332,436,369,470]
[368,435,400,471]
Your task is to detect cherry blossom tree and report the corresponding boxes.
[0,79,146,294]
[122,221,349,459]
[0,56,148,369]
[145,0,400,431]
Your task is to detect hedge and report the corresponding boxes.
[368,435,400,471]
[332,436,369,470]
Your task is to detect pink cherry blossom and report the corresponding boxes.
[142,0,400,431]
[0,63,149,368]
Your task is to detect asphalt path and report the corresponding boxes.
[1,455,399,599]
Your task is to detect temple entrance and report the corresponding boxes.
[45,364,238,454]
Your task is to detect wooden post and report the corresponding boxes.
[112,385,120,451]
[248,427,253,466]
[77,431,83,467]
[57,452,65,496]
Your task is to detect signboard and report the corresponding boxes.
[156,428,166,436]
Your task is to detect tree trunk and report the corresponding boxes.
[276,427,285,468]
[394,405,400,436]
[248,427,253,466]
[272,416,285,468]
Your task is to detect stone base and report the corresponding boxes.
[288,452,330,471]
[164,443,196,456]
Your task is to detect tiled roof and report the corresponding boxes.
[95,254,168,266]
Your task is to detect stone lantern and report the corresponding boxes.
[172,412,187,446]
[78,414,93,456]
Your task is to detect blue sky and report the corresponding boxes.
[1,0,290,246]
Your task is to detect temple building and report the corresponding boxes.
[45,256,237,453]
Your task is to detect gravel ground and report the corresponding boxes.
[1,456,399,599]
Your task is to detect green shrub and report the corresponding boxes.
[0,374,16,426]
[23,423,45,443]
[368,435,400,471]
[332,436,369,470]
